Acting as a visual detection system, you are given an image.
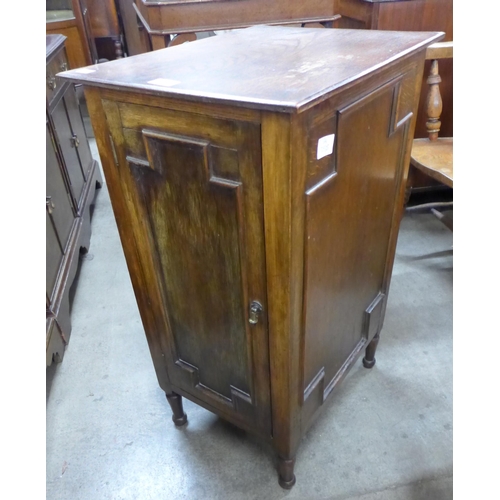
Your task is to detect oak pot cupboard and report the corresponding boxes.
[59,26,443,487]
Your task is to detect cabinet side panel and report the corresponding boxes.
[302,76,412,404]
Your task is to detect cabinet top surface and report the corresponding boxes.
[58,25,443,112]
[46,34,66,61]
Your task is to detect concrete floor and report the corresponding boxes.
[46,143,453,500]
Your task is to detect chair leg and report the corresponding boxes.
[431,208,453,231]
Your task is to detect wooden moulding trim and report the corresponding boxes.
[172,383,271,440]
[134,3,341,36]
[99,88,262,123]
[323,338,367,401]
[174,360,253,408]
[303,367,325,402]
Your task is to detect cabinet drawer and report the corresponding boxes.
[46,47,69,104]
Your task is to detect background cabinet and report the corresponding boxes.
[46,0,99,68]
[87,0,125,60]
[46,35,102,366]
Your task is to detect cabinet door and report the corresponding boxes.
[47,120,76,301]
[103,100,271,434]
[46,121,74,251]
[51,94,85,208]
[64,84,93,180]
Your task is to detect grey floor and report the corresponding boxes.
[46,143,453,500]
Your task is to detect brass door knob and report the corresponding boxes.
[47,74,56,90]
[46,196,55,214]
[249,301,263,325]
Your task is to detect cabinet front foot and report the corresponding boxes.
[277,456,296,489]
[362,333,380,369]
[166,392,187,426]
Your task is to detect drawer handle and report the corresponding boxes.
[70,134,80,148]
[60,61,68,72]
[46,196,55,214]
[47,75,56,90]
[249,301,263,325]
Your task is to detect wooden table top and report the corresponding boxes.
[58,25,443,112]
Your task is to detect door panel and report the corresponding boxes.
[103,100,271,433]
[52,97,85,207]
[64,84,93,180]
[46,121,74,252]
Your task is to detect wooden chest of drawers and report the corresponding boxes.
[59,26,442,486]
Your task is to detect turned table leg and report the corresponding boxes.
[362,333,380,369]
[166,392,187,426]
[277,456,296,489]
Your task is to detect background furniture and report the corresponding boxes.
[87,0,126,60]
[46,35,103,366]
[115,0,151,56]
[46,0,99,68]
[335,0,453,140]
[128,0,341,51]
[408,41,453,231]
[59,26,442,487]
[334,0,453,198]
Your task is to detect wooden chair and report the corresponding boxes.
[407,41,453,230]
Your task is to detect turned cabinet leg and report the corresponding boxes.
[166,392,187,426]
[277,456,296,489]
[362,333,380,369]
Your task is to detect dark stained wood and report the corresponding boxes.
[362,333,380,368]
[116,0,150,56]
[131,0,339,50]
[100,99,272,432]
[87,0,125,60]
[59,26,442,486]
[59,26,442,113]
[278,457,296,489]
[166,393,188,426]
[46,35,102,366]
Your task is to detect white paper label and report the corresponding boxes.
[73,67,96,74]
[147,78,181,87]
[317,134,335,160]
